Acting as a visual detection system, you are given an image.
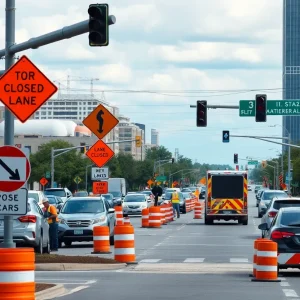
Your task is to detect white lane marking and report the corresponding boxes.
[230,258,249,263]
[177,225,186,231]
[184,258,205,263]
[280,282,290,287]
[140,259,161,263]
[61,285,90,296]
[159,243,252,247]
[36,279,96,285]
[282,289,299,298]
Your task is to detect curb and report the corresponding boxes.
[35,263,127,271]
[35,284,66,300]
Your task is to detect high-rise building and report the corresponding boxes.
[118,116,145,160]
[134,123,146,143]
[151,129,159,146]
[283,0,300,149]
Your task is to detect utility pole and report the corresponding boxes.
[3,0,16,248]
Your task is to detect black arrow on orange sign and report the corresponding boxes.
[97,110,104,133]
[0,159,20,180]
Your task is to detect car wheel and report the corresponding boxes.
[258,211,262,218]
[64,240,72,247]
[58,240,62,248]
[43,236,50,254]
[182,205,187,214]
[35,235,43,254]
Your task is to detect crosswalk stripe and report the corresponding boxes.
[230,258,249,263]
[140,259,162,263]
[184,258,205,263]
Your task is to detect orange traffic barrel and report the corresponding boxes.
[115,206,124,226]
[149,206,161,228]
[185,199,191,212]
[194,201,202,219]
[168,203,174,222]
[114,225,137,264]
[91,226,111,254]
[0,248,35,300]
[251,238,266,277]
[160,204,168,225]
[124,216,131,225]
[141,208,149,227]
[252,240,281,282]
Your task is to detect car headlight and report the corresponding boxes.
[93,216,106,224]
[59,218,66,225]
[123,204,128,208]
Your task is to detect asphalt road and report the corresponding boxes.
[36,191,300,299]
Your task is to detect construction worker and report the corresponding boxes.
[194,188,200,199]
[171,190,180,218]
[42,198,59,252]
[152,182,163,206]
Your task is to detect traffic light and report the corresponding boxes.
[255,94,267,122]
[80,142,86,154]
[234,153,238,164]
[261,160,267,168]
[196,100,207,127]
[223,130,230,143]
[135,136,141,147]
[88,4,109,47]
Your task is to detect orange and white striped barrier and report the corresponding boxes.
[278,253,300,266]
[115,206,124,226]
[141,208,149,227]
[0,248,35,300]
[194,201,202,219]
[167,203,174,222]
[114,225,137,264]
[191,197,195,210]
[124,216,131,225]
[252,240,280,282]
[160,204,168,225]
[91,226,111,254]
[149,206,161,228]
[185,199,191,212]
[251,238,265,277]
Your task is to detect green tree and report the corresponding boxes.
[145,146,172,161]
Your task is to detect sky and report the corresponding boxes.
[0,0,285,168]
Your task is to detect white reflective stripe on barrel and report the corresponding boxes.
[257,251,277,257]
[94,236,109,241]
[149,213,161,217]
[114,248,135,255]
[0,271,34,283]
[114,234,134,241]
[256,265,277,272]
[149,220,161,223]
[142,216,149,219]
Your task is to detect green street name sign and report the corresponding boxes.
[239,100,300,117]
[155,175,167,182]
[248,160,258,165]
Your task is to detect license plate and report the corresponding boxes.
[74,230,83,235]
[223,211,232,214]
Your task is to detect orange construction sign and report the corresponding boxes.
[200,177,206,185]
[93,181,108,195]
[147,179,154,186]
[0,55,57,123]
[83,104,119,140]
[39,177,48,186]
[86,140,115,168]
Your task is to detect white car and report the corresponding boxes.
[122,194,148,215]
[28,190,46,208]
[247,185,252,191]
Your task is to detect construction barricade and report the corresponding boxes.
[160,204,168,225]
[0,248,35,300]
[115,206,124,226]
[141,208,149,227]
[168,202,174,222]
[91,226,111,254]
[185,198,191,212]
[149,206,161,228]
[194,201,202,219]
[251,238,266,277]
[278,253,300,266]
[114,225,137,264]
[251,240,280,282]
[124,216,131,225]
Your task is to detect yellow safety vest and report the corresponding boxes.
[172,192,180,203]
[47,205,58,224]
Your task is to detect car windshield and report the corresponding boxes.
[45,189,66,197]
[183,192,191,198]
[28,193,39,202]
[272,200,300,210]
[46,196,56,204]
[212,175,244,199]
[262,192,287,201]
[164,192,173,200]
[74,191,88,197]
[189,187,197,192]
[61,200,105,214]
[102,194,112,200]
[110,191,122,197]
[124,195,146,202]
[280,211,300,226]
[140,191,152,195]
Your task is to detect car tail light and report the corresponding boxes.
[18,215,37,223]
[271,231,295,239]
[268,211,277,218]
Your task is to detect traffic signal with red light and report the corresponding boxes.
[196,100,207,127]
[234,153,238,164]
[255,94,267,122]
